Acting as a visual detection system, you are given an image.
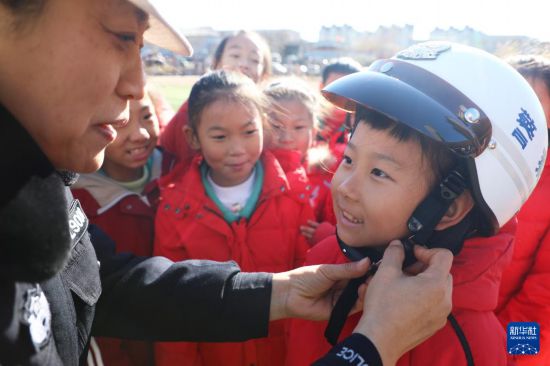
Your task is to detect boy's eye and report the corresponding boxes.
[342,155,352,165]
[211,135,226,141]
[143,113,153,121]
[371,168,389,179]
[250,58,260,65]
[295,125,307,131]
[245,129,258,135]
[270,123,282,130]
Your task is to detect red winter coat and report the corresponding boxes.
[497,154,550,365]
[307,138,345,223]
[153,151,313,366]
[286,225,515,366]
[72,148,175,366]
[159,100,196,161]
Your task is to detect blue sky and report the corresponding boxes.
[157,0,550,42]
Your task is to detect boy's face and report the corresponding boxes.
[102,95,159,181]
[331,122,433,248]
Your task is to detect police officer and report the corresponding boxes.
[0,1,453,365]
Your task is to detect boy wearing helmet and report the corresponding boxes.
[287,42,548,366]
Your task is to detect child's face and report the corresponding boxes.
[194,99,263,187]
[331,122,433,248]
[102,95,159,181]
[218,34,265,83]
[268,99,314,159]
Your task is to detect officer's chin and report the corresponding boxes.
[0,172,71,282]
[56,149,105,174]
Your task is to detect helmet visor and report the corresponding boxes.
[321,60,492,158]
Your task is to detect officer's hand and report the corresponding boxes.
[354,241,453,366]
[269,258,371,321]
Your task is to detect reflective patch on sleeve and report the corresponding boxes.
[21,284,52,351]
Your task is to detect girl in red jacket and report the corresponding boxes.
[496,55,550,366]
[159,30,272,161]
[263,78,339,244]
[72,89,176,366]
[285,42,548,366]
[153,70,312,366]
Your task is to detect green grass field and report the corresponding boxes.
[148,75,198,111]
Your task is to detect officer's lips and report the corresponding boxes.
[95,119,128,143]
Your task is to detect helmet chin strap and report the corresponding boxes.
[325,168,467,346]
[406,169,467,253]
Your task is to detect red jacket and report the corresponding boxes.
[286,226,515,366]
[72,148,175,366]
[159,100,196,161]
[153,151,313,366]
[497,154,550,365]
[307,138,345,223]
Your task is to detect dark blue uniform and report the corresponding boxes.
[0,105,272,365]
[0,103,382,366]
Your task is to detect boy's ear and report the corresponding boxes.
[183,125,201,150]
[434,190,475,231]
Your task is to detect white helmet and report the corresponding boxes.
[322,41,548,235]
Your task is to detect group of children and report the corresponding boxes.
[74,32,549,366]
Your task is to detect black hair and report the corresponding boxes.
[187,70,268,132]
[322,58,362,85]
[508,55,550,94]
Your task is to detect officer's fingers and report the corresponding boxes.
[350,283,367,314]
[377,240,406,276]
[414,246,453,276]
[318,257,371,282]
[403,260,428,275]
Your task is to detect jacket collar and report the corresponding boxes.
[0,104,56,207]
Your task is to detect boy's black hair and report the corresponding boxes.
[322,58,362,85]
[187,70,268,132]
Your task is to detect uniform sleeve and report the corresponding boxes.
[91,226,272,342]
[312,333,382,366]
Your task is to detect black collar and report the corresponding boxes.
[0,104,55,206]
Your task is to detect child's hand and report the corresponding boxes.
[301,220,336,245]
[300,220,319,241]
